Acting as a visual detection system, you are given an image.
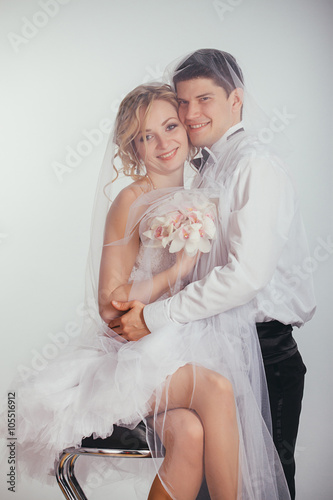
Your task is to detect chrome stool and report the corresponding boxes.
[56,423,152,500]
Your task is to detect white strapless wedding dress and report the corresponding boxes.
[1,243,289,499]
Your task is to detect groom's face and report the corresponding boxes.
[176,77,241,149]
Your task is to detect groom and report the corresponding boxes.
[110,49,316,499]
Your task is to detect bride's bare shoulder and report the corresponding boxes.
[112,179,148,209]
[106,180,149,227]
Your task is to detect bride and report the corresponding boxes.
[8,84,290,500]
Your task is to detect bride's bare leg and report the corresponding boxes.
[151,365,239,500]
[148,409,204,500]
[148,475,173,500]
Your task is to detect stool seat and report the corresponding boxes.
[81,421,149,450]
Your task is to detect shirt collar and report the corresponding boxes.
[203,121,245,163]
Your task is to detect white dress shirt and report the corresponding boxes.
[144,123,316,331]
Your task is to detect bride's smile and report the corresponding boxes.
[157,147,179,160]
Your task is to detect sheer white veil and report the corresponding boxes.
[79,45,276,437]
[71,50,290,499]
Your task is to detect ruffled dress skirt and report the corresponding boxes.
[4,302,290,500]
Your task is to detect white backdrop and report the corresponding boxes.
[1,0,332,499]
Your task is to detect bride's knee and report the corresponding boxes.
[210,371,234,395]
[197,368,235,407]
[164,410,204,454]
[172,416,204,467]
[179,413,204,450]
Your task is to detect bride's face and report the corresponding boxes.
[134,99,189,177]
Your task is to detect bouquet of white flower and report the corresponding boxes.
[142,191,217,257]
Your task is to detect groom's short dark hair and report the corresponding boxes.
[173,49,244,97]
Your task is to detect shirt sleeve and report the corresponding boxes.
[144,156,295,331]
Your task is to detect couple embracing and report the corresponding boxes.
[13,49,316,500]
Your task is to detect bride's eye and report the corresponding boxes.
[139,134,153,142]
[166,123,178,131]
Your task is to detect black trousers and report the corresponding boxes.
[197,330,306,500]
[264,350,306,500]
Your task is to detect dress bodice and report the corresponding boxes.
[129,244,177,300]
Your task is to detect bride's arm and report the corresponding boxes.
[98,188,194,323]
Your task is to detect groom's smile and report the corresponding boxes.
[188,122,210,129]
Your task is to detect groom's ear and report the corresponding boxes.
[230,88,244,115]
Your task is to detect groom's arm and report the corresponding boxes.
[110,157,295,336]
[143,157,295,330]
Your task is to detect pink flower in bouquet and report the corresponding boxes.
[143,191,217,256]
[170,211,186,229]
[153,226,165,239]
[169,215,216,257]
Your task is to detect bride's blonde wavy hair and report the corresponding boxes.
[113,84,192,181]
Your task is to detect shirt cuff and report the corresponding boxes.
[143,297,176,332]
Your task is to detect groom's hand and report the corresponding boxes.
[108,300,151,341]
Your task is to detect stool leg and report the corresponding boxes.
[67,454,88,500]
[56,452,78,500]
[56,452,88,500]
